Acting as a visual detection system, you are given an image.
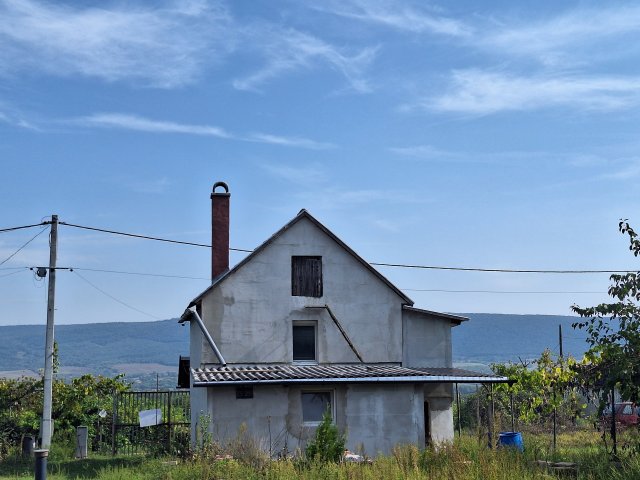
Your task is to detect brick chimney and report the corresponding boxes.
[211,181,230,281]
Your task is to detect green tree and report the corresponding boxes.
[305,409,345,463]
[572,220,640,406]
[492,350,584,425]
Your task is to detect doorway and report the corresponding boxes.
[424,401,431,446]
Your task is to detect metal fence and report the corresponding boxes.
[111,390,190,456]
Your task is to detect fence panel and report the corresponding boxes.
[110,391,189,456]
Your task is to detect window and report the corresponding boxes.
[292,256,322,297]
[236,386,253,399]
[301,391,332,424]
[293,323,316,362]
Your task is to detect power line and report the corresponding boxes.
[72,267,208,280]
[59,222,252,252]
[0,222,48,234]
[0,269,29,279]
[0,226,48,266]
[402,288,604,294]
[72,270,160,320]
[371,262,636,274]
[55,220,640,274]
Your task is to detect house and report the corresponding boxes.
[179,182,507,456]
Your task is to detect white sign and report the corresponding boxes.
[139,409,162,427]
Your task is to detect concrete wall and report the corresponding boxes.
[402,310,452,368]
[203,383,425,456]
[424,383,454,444]
[199,217,406,365]
[344,384,424,455]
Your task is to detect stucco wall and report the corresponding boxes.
[344,384,424,455]
[402,309,452,368]
[199,217,405,365]
[424,383,454,444]
[202,383,424,456]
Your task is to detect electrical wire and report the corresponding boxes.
[371,262,636,274]
[0,222,48,234]
[72,267,208,280]
[72,270,160,320]
[59,222,252,252]
[402,288,604,294]
[0,269,29,279]
[0,226,48,266]
[58,221,638,274]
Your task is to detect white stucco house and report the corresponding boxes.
[179,182,506,456]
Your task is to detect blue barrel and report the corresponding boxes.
[498,432,524,452]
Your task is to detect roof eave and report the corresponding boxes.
[402,305,469,325]
[192,375,511,387]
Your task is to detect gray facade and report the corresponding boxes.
[184,209,467,456]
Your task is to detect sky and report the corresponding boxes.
[2,0,640,326]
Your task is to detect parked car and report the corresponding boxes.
[602,402,638,427]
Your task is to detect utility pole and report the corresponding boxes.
[559,324,563,358]
[41,215,58,449]
[552,324,564,452]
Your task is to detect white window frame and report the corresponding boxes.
[301,389,335,426]
[292,320,318,364]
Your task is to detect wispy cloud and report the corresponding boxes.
[389,145,456,161]
[312,0,471,37]
[0,0,234,88]
[126,177,171,194]
[248,133,334,150]
[232,27,377,93]
[0,110,39,130]
[413,70,640,115]
[260,164,328,185]
[294,187,429,211]
[73,112,333,150]
[78,113,232,138]
[482,5,640,66]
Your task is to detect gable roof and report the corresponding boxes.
[189,209,413,307]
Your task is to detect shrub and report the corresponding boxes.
[305,409,345,463]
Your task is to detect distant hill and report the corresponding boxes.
[0,313,590,383]
[0,319,189,388]
[453,313,590,363]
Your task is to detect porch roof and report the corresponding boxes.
[191,363,510,387]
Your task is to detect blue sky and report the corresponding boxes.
[2,0,640,326]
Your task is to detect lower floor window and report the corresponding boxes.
[301,391,332,424]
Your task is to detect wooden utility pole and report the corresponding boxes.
[40,215,58,448]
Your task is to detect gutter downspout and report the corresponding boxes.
[180,306,227,366]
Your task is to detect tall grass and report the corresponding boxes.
[2,431,640,479]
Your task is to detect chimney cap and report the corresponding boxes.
[211,181,230,197]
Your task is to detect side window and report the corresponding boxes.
[301,391,332,424]
[293,322,316,362]
[292,256,322,297]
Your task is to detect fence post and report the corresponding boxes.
[111,390,117,456]
[167,391,172,454]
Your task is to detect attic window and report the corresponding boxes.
[292,256,322,297]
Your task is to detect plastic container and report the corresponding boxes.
[498,431,524,452]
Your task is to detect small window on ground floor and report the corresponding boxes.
[301,391,332,424]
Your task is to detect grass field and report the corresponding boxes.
[2,430,640,479]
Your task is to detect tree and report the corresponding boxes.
[305,409,345,463]
[492,350,584,425]
[572,220,640,406]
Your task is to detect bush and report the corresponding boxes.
[305,410,345,463]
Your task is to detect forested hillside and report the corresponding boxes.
[0,313,589,380]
